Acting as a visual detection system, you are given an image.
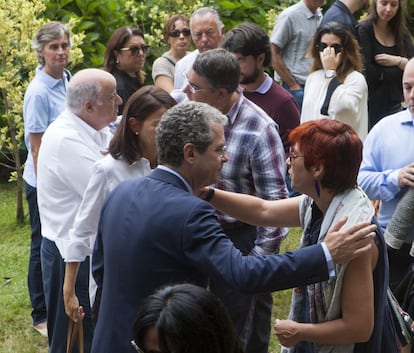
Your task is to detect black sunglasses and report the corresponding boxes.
[119,45,151,56]
[169,29,191,37]
[317,42,342,55]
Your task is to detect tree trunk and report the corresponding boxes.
[8,117,25,222]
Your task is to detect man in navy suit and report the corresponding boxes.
[91,101,375,353]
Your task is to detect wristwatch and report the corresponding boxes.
[325,70,336,79]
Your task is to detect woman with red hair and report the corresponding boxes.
[201,119,398,352]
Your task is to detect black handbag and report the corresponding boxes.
[388,286,414,347]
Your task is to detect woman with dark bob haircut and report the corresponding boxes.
[132,283,243,353]
[63,86,177,324]
[301,22,368,140]
[200,119,398,352]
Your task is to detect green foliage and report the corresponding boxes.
[0,182,48,352]
[125,0,212,83]
[44,0,130,71]
[0,0,84,220]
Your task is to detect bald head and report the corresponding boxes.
[403,58,414,114]
[67,68,121,130]
[69,68,114,87]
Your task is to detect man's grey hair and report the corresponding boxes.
[32,21,71,65]
[190,7,224,33]
[66,81,102,115]
[156,101,227,167]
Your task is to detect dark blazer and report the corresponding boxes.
[91,167,329,353]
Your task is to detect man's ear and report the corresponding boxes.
[216,87,229,101]
[85,101,93,113]
[257,52,266,66]
[183,143,196,163]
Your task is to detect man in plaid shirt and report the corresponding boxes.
[183,47,288,353]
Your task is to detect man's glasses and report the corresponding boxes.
[119,45,151,56]
[169,29,191,37]
[317,42,342,55]
[184,73,212,95]
[215,145,227,159]
[288,147,304,163]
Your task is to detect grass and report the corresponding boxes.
[0,181,48,352]
[0,180,300,352]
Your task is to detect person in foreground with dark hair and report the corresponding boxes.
[91,102,376,353]
[132,283,243,353]
[205,119,398,353]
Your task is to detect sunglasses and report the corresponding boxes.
[169,29,191,37]
[317,42,342,55]
[119,45,151,56]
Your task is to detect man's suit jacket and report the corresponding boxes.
[91,167,329,353]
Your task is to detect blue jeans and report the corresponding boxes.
[282,83,304,112]
[25,182,47,326]
[41,238,93,353]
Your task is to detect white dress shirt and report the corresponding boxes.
[173,50,199,89]
[37,109,112,258]
[64,155,152,262]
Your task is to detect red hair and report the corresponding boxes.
[289,119,362,193]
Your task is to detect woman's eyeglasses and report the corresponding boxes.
[169,29,191,37]
[119,45,151,56]
[288,147,304,163]
[317,42,342,55]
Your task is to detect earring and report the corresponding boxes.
[135,131,139,136]
[116,58,119,64]
[314,179,321,197]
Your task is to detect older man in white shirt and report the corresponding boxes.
[37,68,122,353]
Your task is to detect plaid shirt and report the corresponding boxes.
[216,93,288,254]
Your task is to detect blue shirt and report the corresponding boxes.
[320,0,358,38]
[358,109,414,240]
[23,66,70,187]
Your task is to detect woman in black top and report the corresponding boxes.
[104,26,150,115]
[358,0,414,129]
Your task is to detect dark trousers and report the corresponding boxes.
[25,182,47,326]
[210,223,271,353]
[41,238,93,353]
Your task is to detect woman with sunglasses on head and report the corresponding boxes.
[358,0,414,130]
[152,14,192,93]
[104,26,150,114]
[301,22,368,140]
[201,119,398,353]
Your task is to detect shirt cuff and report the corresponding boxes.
[321,242,336,278]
